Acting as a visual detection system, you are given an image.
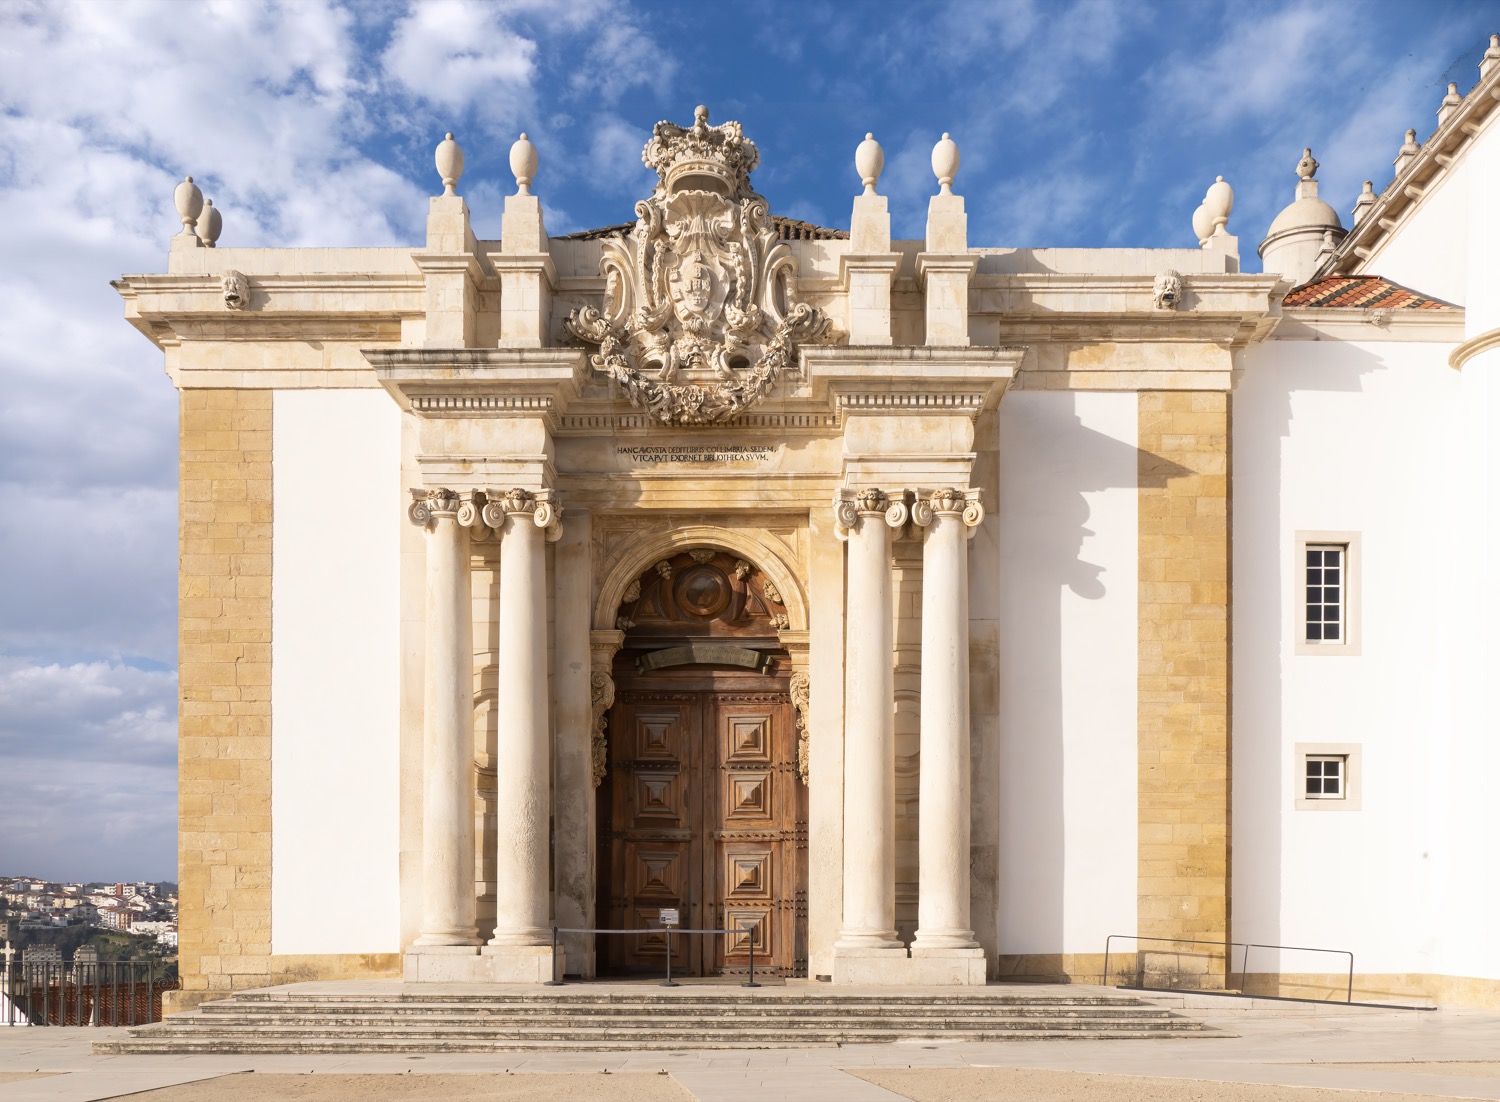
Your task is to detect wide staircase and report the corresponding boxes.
[95,983,1217,1053]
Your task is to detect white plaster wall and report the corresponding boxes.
[1360,152,1470,307]
[1434,351,1500,982]
[271,389,403,955]
[1233,337,1466,976]
[996,391,1138,956]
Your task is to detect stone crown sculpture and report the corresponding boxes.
[566,106,834,426]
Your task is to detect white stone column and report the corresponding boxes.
[481,488,563,981]
[911,489,986,977]
[833,488,907,963]
[407,488,480,950]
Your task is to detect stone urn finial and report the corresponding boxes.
[196,198,222,247]
[510,132,538,196]
[435,132,464,196]
[173,176,203,236]
[855,132,883,195]
[931,132,959,195]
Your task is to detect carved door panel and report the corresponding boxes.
[709,694,806,978]
[602,695,700,976]
[602,682,807,978]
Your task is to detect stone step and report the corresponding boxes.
[95,986,1214,1054]
[190,1005,1180,1022]
[126,1016,1206,1036]
[98,1028,1213,1054]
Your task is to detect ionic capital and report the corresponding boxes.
[833,487,909,540]
[911,487,984,537]
[480,487,564,542]
[408,487,479,528]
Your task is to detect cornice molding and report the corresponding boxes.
[1323,63,1500,278]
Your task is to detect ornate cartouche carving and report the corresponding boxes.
[565,106,834,425]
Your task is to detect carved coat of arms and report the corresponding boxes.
[566,106,833,425]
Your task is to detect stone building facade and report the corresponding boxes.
[118,37,1500,1010]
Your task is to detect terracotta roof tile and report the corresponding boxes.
[1283,275,1457,310]
[559,215,848,241]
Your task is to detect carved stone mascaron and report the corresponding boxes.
[566,106,833,426]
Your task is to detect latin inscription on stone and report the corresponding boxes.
[616,444,775,465]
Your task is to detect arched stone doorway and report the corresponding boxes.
[596,546,808,978]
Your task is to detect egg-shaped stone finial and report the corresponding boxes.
[174,175,204,235]
[510,132,538,196]
[1192,202,1213,246]
[931,132,959,194]
[435,132,464,196]
[1204,175,1234,234]
[196,198,222,247]
[1297,148,1319,180]
[855,133,883,195]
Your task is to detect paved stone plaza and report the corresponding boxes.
[4,996,1500,1101]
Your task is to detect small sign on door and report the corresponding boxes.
[659,907,680,927]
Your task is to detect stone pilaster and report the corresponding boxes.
[1137,392,1231,977]
[910,488,985,982]
[172,389,273,1010]
[406,488,481,954]
[833,488,908,974]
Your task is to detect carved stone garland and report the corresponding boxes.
[789,670,810,784]
[565,106,835,426]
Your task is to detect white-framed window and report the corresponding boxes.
[1295,743,1362,811]
[1295,532,1361,656]
[1304,756,1345,798]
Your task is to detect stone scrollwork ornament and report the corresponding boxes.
[833,487,908,541]
[789,671,810,784]
[480,488,564,543]
[911,487,985,539]
[590,669,615,787]
[565,106,835,425]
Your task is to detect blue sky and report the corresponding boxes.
[0,0,1493,882]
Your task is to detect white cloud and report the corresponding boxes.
[381,0,537,110]
[0,659,177,881]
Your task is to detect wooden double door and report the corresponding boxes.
[599,673,807,977]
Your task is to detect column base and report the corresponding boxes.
[909,945,988,985]
[482,943,564,983]
[403,944,564,983]
[403,944,481,983]
[833,945,987,985]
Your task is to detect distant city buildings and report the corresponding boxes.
[1,877,177,948]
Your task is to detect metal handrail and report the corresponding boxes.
[548,925,762,989]
[1103,933,1355,1004]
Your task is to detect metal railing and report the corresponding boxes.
[548,926,763,988]
[1103,934,1354,1004]
[3,960,177,1026]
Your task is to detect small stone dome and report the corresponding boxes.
[1259,148,1345,285]
[1265,191,1343,238]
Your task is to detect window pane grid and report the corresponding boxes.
[1304,756,1345,798]
[1304,545,1345,643]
